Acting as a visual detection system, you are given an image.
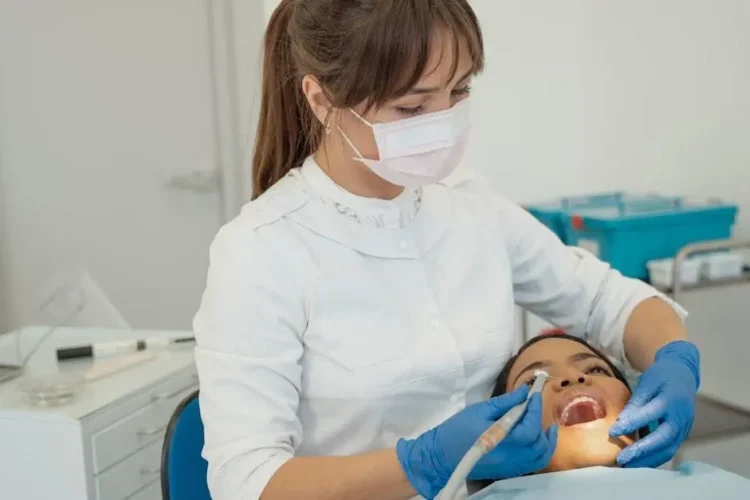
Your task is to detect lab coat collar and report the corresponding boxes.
[299,158,421,229]
[285,160,454,259]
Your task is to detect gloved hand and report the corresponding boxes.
[609,340,700,468]
[396,385,558,499]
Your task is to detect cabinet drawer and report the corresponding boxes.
[91,374,197,473]
[127,480,161,500]
[96,440,161,500]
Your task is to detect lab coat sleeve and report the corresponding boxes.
[499,197,687,363]
[193,221,307,500]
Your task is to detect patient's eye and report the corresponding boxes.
[585,364,612,377]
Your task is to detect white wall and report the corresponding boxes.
[0,0,227,332]
[581,0,750,239]
[467,1,587,202]
[0,153,10,334]
[469,0,750,239]
[232,0,267,187]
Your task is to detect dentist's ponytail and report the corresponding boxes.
[252,0,317,199]
[251,0,484,199]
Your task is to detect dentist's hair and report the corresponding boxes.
[252,0,484,199]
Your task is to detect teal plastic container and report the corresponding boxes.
[525,192,678,244]
[561,198,738,279]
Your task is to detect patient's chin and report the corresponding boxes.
[545,421,634,473]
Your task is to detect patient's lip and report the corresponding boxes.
[555,388,608,426]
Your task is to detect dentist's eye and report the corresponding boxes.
[452,85,472,97]
[395,105,424,116]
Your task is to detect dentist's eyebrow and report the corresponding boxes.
[405,69,473,95]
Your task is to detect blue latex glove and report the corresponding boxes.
[609,340,700,468]
[396,385,558,499]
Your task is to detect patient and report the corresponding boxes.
[470,333,750,498]
[490,332,647,474]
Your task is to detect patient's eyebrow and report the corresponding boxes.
[568,352,601,364]
[512,360,550,386]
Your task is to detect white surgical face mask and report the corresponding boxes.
[337,98,471,188]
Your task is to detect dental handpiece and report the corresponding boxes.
[477,370,550,452]
[435,370,550,500]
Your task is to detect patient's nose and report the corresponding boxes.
[553,371,589,390]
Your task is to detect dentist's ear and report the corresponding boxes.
[301,74,333,127]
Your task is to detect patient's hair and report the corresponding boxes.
[491,332,633,398]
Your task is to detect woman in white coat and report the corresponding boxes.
[193,1,700,499]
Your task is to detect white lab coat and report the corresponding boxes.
[193,157,680,500]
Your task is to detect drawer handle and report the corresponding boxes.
[137,426,167,437]
[150,393,171,403]
[140,466,161,476]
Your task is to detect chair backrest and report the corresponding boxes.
[161,390,211,500]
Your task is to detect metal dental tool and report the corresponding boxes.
[435,370,551,500]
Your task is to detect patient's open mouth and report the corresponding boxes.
[557,392,607,426]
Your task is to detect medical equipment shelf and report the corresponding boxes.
[525,191,671,244]
[526,193,738,280]
[652,269,750,294]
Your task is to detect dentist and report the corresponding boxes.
[193,1,700,499]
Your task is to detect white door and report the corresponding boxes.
[0,0,260,332]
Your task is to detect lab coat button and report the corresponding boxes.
[399,240,409,249]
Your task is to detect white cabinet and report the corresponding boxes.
[0,328,198,500]
[129,480,163,500]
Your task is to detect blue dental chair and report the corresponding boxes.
[160,390,212,500]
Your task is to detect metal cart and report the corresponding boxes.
[654,240,750,466]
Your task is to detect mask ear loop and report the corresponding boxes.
[349,108,374,127]
[336,109,373,161]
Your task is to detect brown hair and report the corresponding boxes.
[251,0,484,199]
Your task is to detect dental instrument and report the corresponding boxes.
[56,335,195,361]
[435,370,551,500]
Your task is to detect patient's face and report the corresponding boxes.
[505,337,636,472]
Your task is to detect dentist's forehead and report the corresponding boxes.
[410,28,474,91]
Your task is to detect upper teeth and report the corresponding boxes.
[562,396,600,417]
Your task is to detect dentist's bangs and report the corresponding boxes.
[326,0,485,111]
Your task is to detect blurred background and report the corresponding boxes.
[1,0,750,489]
[2,0,748,334]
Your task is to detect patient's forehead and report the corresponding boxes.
[508,337,599,386]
